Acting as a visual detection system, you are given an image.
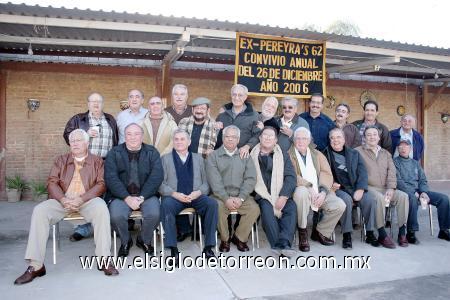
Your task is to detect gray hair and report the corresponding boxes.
[363,125,380,137]
[263,96,279,107]
[329,127,345,139]
[172,128,191,141]
[336,103,350,113]
[294,127,312,139]
[231,84,248,95]
[124,122,144,135]
[222,125,241,141]
[69,129,89,143]
[281,96,298,107]
[172,84,188,95]
[401,114,416,122]
[86,92,104,103]
[128,89,144,99]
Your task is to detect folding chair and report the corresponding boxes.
[229,210,259,251]
[52,212,85,264]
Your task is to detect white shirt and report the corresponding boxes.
[116,107,148,144]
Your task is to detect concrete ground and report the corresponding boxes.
[0,182,449,300]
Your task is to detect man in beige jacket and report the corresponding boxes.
[356,125,409,248]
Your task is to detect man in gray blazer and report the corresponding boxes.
[159,129,218,262]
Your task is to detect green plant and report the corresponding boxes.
[6,175,29,191]
[31,181,47,196]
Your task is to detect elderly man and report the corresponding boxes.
[159,129,218,262]
[394,139,450,243]
[117,89,148,144]
[290,127,346,251]
[250,127,297,257]
[215,84,261,158]
[276,96,309,152]
[356,126,409,248]
[14,129,118,285]
[334,103,361,149]
[390,114,424,161]
[165,84,192,125]
[299,93,335,151]
[179,97,217,158]
[353,100,392,152]
[63,92,119,241]
[256,96,280,131]
[206,125,259,252]
[105,123,163,257]
[323,128,378,249]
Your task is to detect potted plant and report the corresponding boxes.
[31,182,48,202]
[6,175,29,202]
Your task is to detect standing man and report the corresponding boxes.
[394,139,450,243]
[251,127,297,257]
[63,92,118,241]
[334,103,361,148]
[323,128,378,249]
[390,114,424,161]
[215,84,261,158]
[165,84,192,125]
[206,125,260,252]
[117,89,148,144]
[290,128,346,251]
[14,129,118,285]
[353,100,392,152]
[105,123,163,257]
[276,96,310,152]
[159,129,218,262]
[356,126,409,248]
[299,93,335,151]
[178,97,218,158]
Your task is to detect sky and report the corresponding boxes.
[2,0,449,49]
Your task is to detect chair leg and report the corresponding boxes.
[251,224,255,251]
[153,229,157,256]
[429,205,434,236]
[198,214,204,250]
[215,231,218,253]
[52,224,56,265]
[255,222,260,249]
[193,214,197,243]
[56,222,61,251]
[389,208,394,238]
[113,230,117,258]
[159,222,164,257]
[359,207,366,242]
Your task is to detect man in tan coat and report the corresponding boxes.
[356,125,409,248]
[289,127,346,251]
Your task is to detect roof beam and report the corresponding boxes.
[327,56,400,74]
[162,31,190,65]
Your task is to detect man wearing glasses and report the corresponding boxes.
[276,96,309,152]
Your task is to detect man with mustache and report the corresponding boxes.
[334,103,361,148]
[165,84,192,125]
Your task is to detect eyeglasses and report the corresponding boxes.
[149,102,162,106]
[282,106,294,109]
[88,100,102,104]
[69,138,85,143]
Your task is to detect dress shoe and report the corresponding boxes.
[298,228,310,252]
[99,263,119,276]
[407,231,420,244]
[231,235,250,252]
[118,238,133,257]
[438,229,450,241]
[177,232,192,242]
[378,236,396,249]
[365,232,380,247]
[128,219,136,231]
[136,236,154,255]
[169,247,180,267]
[202,246,216,261]
[311,229,334,246]
[14,265,46,285]
[342,234,352,250]
[219,240,230,252]
[69,232,84,242]
[398,235,409,247]
[385,220,391,228]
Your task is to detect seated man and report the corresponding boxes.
[291,128,346,251]
[159,129,218,261]
[14,129,117,285]
[251,127,297,257]
[105,123,163,257]
[394,139,450,243]
[323,128,378,249]
[206,125,260,252]
[356,126,409,248]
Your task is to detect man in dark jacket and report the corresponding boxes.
[323,128,381,249]
[390,114,424,161]
[63,92,119,241]
[394,139,450,243]
[105,123,163,257]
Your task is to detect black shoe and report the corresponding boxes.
[365,233,380,247]
[342,233,352,250]
[177,232,192,242]
[385,221,391,228]
[169,247,180,267]
[118,238,133,257]
[407,231,420,244]
[136,236,154,255]
[128,219,136,231]
[69,232,84,242]
[202,246,216,261]
[438,229,450,241]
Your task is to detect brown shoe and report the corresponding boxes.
[311,229,334,246]
[219,240,230,252]
[298,228,310,252]
[14,265,46,285]
[99,263,119,276]
[231,235,250,252]
[398,235,409,247]
[378,236,396,249]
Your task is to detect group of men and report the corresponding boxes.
[14,83,450,285]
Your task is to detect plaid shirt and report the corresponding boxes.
[88,113,113,158]
[179,116,217,158]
